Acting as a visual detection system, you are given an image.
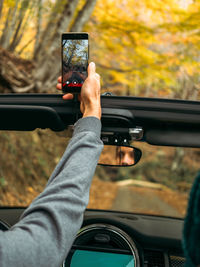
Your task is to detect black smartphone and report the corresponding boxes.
[62,33,89,93]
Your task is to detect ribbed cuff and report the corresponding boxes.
[73,117,101,137]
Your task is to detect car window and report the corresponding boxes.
[0,130,199,219]
[0,130,67,206]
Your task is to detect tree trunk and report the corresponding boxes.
[46,0,79,52]
[70,0,97,32]
[0,0,4,20]
[171,147,185,176]
[33,0,64,60]
[8,0,31,51]
[9,5,34,52]
[0,8,12,48]
[34,0,42,54]
[8,18,23,51]
[34,0,79,62]
[0,0,31,50]
[34,0,80,92]
[5,0,20,49]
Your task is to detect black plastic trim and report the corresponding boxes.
[0,94,200,147]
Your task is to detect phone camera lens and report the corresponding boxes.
[72,80,78,85]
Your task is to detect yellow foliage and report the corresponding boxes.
[86,0,200,98]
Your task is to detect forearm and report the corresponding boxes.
[0,117,103,267]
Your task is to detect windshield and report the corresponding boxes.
[0,0,200,218]
[0,130,199,218]
[90,142,199,218]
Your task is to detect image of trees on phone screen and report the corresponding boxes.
[62,39,88,92]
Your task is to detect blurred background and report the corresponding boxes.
[0,0,200,218]
[0,0,199,98]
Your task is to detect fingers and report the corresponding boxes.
[57,62,99,104]
[88,63,100,85]
[95,73,100,82]
[57,76,62,90]
[87,62,96,76]
[56,83,62,90]
[62,93,74,100]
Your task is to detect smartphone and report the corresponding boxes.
[62,33,89,93]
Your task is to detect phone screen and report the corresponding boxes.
[62,33,89,93]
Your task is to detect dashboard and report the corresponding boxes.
[0,208,186,267]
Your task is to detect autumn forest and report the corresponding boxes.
[0,0,199,98]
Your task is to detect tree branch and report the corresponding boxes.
[12,83,35,93]
[0,47,34,93]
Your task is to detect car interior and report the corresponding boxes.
[1,93,200,266]
[0,0,200,265]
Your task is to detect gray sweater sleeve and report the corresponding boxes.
[0,116,103,267]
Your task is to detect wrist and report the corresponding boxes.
[83,107,101,120]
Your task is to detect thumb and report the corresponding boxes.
[88,62,96,76]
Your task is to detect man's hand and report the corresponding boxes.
[57,62,101,120]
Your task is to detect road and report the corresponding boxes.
[112,185,181,217]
